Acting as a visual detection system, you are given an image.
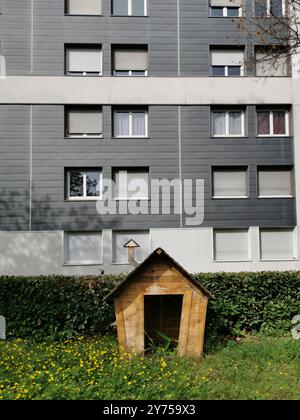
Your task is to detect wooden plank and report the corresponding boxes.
[177,291,192,357]
[115,297,127,353]
[186,295,208,359]
[135,295,145,354]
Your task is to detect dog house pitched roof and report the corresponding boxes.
[104,247,213,301]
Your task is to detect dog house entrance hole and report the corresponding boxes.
[144,295,183,349]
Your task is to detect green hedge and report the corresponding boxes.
[0,271,299,341]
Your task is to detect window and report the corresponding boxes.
[257,166,293,197]
[254,0,286,18]
[112,0,147,16]
[211,48,244,76]
[65,232,102,265]
[259,228,295,260]
[212,109,245,136]
[255,47,289,76]
[210,0,242,17]
[256,109,289,136]
[112,46,148,76]
[65,0,102,15]
[65,46,102,76]
[113,168,149,199]
[66,169,102,200]
[213,229,250,261]
[112,231,149,263]
[65,107,102,138]
[212,167,248,198]
[113,109,148,137]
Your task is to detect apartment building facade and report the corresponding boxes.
[0,0,300,275]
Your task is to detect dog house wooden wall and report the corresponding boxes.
[104,248,212,359]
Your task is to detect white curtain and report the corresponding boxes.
[229,112,242,135]
[132,112,146,136]
[115,112,129,136]
[213,112,226,135]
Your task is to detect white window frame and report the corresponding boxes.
[113,70,148,76]
[257,109,289,137]
[114,0,147,16]
[211,64,243,77]
[257,167,294,198]
[67,170,103,200]
[64,231,103,266]
[212,228,251,262]
[259,227,297,261]
[114,169,150,201]
[66,47,103,76]
[212,167,249,199]
[210,6,242,17]
[212,110,245,137]
[114,110,148,138]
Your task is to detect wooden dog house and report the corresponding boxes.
[104,248,212,359]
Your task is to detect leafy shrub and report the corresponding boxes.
[0,275,124,341]
[0,271,299,340]
[196,271,300,336]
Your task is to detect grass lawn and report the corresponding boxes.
[0,335,299,400]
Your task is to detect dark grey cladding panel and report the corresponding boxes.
[180,106,296,228]
[0,106,30,230]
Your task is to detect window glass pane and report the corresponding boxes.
[66,233,102,264]
[257,111,270,135]
[229,112,242,135]
[212,112,226,135]
[212,66,226,76]
[273,111,286,135]
[258,168,292,196]
[214,229,249,261]
[210,7,224,16]
[131,70,146,76]
[113,71,130,76]
[69,171,84,197]
[227,7,239,16]
[260,229,294,260]
[114,112,129,136]
[227,66,241,76]
[213,168,247,197]
[86,172,100,197]
[112,231,149,263]
[132,0,145,16]
[255,0,267,17]
[113,0,128,15]
[271,0,282,16]
[132,112,146,136]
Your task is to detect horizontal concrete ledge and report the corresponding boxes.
[0,76,298,105]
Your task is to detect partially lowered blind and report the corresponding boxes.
[211,49,244,66]
[68,109,102,134]
[114,48,148,71]
[258,168,293,196]
[210,0,242,6]
[66,0,102,15]
[115,170,149,198]
[67,48,102,73]
[213,168,247,197]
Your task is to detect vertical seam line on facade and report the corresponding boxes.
[177,0,181,76]
[178,105,183,228]
[30,0,34,74]
[29,105,33,231]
